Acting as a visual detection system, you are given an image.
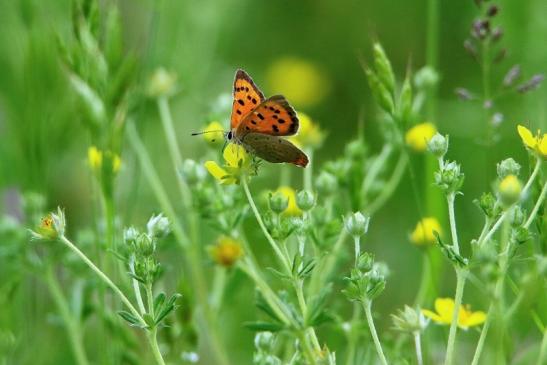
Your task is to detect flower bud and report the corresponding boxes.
[365,68,394,114]
[497,158,521,179]
[36,214,57,240]
[498,175,522,206]
[410,217,442,246]
[315,171,338,195]
[136,233,155,257]
[269,192,289,214]
[474,192,499,218]
[427,133,449,158]
[123,226,139,245]
[254,332,275,352]
[181,159,207,185]
[296,190,315,211]
[147,214,170,238]
[414,66,439,89]
[406,123,437,152]
[356,252,374,272]
[392,305,429,333]
[344,212,370,237]
[345,139,367,159]
[147,67,177,98]
[503,65,521,87]
[434,161,464,193]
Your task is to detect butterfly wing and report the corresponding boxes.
[242,133,308,167]
[231,69,265,129]
[236,95,299,138]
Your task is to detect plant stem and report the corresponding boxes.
[242,178,291,273]
[129,258,146,314]
[537,329,547,365]
[353,236,360,267]
[45,268,89,365]
[525,181,547,228]
[366,152,409,215]
[446,193,460,254]
[297,331,319,365]
[361,145,393,205]
[59,235,145,326]
[147,328,166,365]
[414,249,433,306]
[309,230,347,295]
[363,300,389,365]
[444,269,466,365]
[522,158,542,196]
[471,302,494,365]
[414,331,424,365]
[210,266,226,312]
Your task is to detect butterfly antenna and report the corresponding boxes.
[190,130,225,136]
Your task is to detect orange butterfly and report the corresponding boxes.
[225,69,308,167]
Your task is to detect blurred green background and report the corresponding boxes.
[0,0,545,364]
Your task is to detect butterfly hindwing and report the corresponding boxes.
[236,95,299,137]
[242,133,308,167]
[231,69,265,129]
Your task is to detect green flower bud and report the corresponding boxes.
[498,175,522,206]
[434,161,464,193]
[136,233,156,257]
[497,158,521,179]
[345,139,367,159]
[147,67,177,98]
[269,192,289,214]
[123,226,139,245]
[373,43,395,94]
[392,305,429,333]
[474,192,499,218]
[315,171,338,195]
[356,252,374,272]
[296,190,315,211]
[399,75,413,122]
[427,133,449,158]
[344,212,370,237]
[414,66,439,89]
[254,332,275,352]
[181,159,207,185]
[147,214,170,238]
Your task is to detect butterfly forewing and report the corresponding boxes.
[231,69,265,129]
[242,133,308,167]
[235,95,299,138]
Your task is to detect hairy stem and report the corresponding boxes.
[444,269,466,365]
[363,300,389,365]
[414,331,424,365]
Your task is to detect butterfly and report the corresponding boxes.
[225,69,308,167]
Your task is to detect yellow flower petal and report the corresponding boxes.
[410,217,442,246]
[462,311,486,328]
[88,146,102,170]
[435,298,455,324]
[277,186,302,216]
[421,309,444,323]
[517,125,536,149]
[539,134,547,158]
[405,122,437,152]
[204,161,234,184]
[223,143,249,168]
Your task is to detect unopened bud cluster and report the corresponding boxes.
[434,161,464,194]
[343,252,386,303]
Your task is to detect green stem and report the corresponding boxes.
[297,331,319,365]
[522,158,542,196]
[361,145,393,204]
[353,236,361,267]
[59,235,145,326]
[446,193,460,254]
[309,230,347,295]
[537,329,547,365]
[45,268,90,365]
[471,302,494,365]
[210,266,226,312]
[366,152,408,215]
[426,0,439,119]
[146,328,166,365]
[363,301,389,365]
[242,178,291,273]
[414,250,432,306]
[444,269,466,365]
[525,181,547,229]
[345,303,361,365]
[414,331,424,365]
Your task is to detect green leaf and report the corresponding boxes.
[117,311,143,327]
[243,321,285,333]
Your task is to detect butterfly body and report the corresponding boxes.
[227,69,308,167]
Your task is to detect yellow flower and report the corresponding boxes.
[88,146,121,173]
[422,298,486,330]
[267,57,330,108]
[276,186,302,216]
[37,214,57,240]
[405,122,437,152]
[410,217,442,246]
[517,125,547,158]
[289,113,325,150]
[208,236,244,267]
[202,121,225,145]
[204,143,251,185]
[499,174,522,206]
